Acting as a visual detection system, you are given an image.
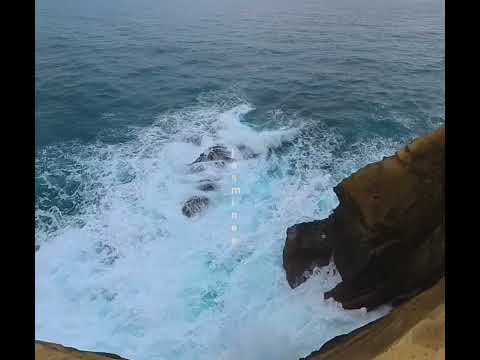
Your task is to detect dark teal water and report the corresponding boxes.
[35,1,444,359]
[36,0,443,147]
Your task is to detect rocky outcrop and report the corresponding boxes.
[35,341,128,360]
[302,277,444,360]
[283,219,333,287]
[183,143,258,216]
[284,127,444,310]
[183,144,234,216]
[182,195,210,217]
[190,144,232,163]
[189,144,233,169]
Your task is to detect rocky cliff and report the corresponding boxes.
[284,126,445,310]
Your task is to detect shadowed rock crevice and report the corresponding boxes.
[283,127,444,311]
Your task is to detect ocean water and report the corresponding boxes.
[35,0,444,359]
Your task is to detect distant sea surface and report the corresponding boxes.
[35,0,444,359]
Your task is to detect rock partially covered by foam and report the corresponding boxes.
[188,144,233,172]
[182,195,210,218]
[190,144,233,165]
[283,126,444,311]
[237,144,259,159]
[35,341,128,360]
[197,179,218,192]
[283,220,332,288]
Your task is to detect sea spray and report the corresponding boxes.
[36,93,399,360]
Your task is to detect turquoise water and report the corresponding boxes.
[35,0,444,359]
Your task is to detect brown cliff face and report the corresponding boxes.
[35,341,129,360]
[283,127,444,311]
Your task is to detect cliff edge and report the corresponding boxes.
[284,126,445,310]
[284,126,445,359]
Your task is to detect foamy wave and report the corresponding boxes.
[36,92,395,360]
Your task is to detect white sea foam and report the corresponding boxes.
[35,93,400,360]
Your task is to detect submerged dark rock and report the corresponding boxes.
[237,144,259,159]
[95,242,120,265]
[197,180,218,192]
[283,126,445,311]
[189,163,207,173]
[182,195,210,217]
[183,134,202,146]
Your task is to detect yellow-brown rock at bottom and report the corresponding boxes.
[303,277,445,360]
[374,304,444,360]
[35,341,129,360]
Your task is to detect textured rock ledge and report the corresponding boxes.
[302,277,445,360]
[35,341,129,360]
[284,126,445,310]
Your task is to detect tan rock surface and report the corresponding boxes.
[373,303,444,360]
[35,341,128,360]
